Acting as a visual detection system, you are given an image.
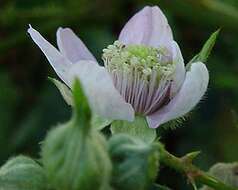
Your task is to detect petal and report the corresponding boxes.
[27,25,71,85]
[118,6,173,48]
[67,60,135,121]
[147,62,209,128]
[170,41,186,96]
[57,27,96,63]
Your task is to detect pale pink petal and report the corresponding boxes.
[118,6,173,48]
[147,62,209,128]
[170,41,186,96]
[57,27,96,63]
[68,60,135,121]
[28,25,71,85]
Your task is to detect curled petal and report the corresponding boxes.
[170,41,186,96]
[57,27,97,63]
[68,60,135,121]
[28,26,71,85]
[147,62,209,128]
[119,6,173,48]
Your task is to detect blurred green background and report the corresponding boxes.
[0,0,238,189]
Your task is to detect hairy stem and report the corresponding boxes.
[156,144,238,190]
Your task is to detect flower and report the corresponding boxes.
[28,6,209,128]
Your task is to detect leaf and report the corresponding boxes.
[49,77,73,106]
[111,116,156,143]
[187,29,220,70]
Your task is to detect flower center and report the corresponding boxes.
[102,41,176,115]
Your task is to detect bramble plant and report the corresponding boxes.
[0,5,237,190]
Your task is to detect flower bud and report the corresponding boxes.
[200,162,238,190]
[0,156,46,190]
[41,80,112,190]
[108,134,159,190]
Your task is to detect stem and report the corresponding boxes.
[156,144,238,190]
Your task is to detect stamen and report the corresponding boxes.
[103,41,175,80]
[102,41,176,115]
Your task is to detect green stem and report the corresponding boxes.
[156,144,238,190]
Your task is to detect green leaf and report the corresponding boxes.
[111,116,156,143]
[187,29,220,70]
[49,77,73,106]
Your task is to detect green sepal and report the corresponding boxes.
[158,117,186,133]
[111,116,156,143]
[0,155,47,190]
[49,77,91,127]
[72,79,91,128]
[49,77,112,130]
[49,77,73,106]
[187,29,220,70]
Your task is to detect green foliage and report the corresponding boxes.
[0,156,47,190]
[108,134,159,190]
[111,116,156,143]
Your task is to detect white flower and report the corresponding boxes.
[28,6,209,128]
